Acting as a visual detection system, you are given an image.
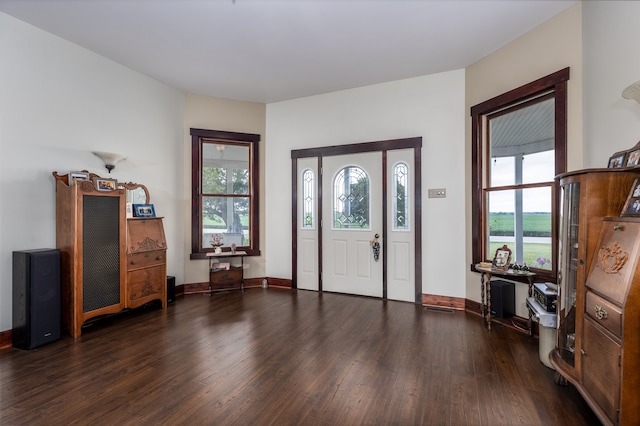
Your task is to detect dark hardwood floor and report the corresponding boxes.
[0,288,599,425]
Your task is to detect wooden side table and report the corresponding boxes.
[475,264,536,333]
[207,251,247,294]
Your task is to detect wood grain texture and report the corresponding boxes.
[0,289,599,425]
[0,330,10,350]
[422,293,465,310]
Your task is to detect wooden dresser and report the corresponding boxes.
[126,218,167,309]
[54,172,167,337]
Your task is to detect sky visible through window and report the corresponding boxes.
[490,150,554,213]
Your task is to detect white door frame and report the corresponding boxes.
[291,137,422,304]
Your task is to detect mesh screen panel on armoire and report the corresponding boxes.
[82,195,120,312]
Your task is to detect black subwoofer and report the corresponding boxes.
[489,279,515,318]
[167,276,176,303]
[12,249,61,349]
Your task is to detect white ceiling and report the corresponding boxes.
[0,0,577,103]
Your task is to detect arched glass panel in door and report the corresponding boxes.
[333,166,370,229]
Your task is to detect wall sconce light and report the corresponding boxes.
[622,80,640,103]
[92,151,127,173]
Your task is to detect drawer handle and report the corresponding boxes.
[613,224,623,231]
[156,256,162,261]
[131,260,137,265]
[594,304,608,320]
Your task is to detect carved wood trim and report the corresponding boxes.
[129,237,167,253]
[597,241,629,274]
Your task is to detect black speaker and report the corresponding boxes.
[12,249,61,349]
[167,276,176,303]
[490,280,515,318]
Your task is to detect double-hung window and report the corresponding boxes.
[471,69,569,281]
[191,128,260,257]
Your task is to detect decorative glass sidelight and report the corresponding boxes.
[393,162,409,230]
[302,169,315,229]
[333,165,370,229]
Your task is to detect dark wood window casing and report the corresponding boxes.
[470,68,569,282]
[190,128,260,258]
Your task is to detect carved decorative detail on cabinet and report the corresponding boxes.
[596,241,629,274]
[130,236,167,253]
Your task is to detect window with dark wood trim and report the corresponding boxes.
[470,68,569,282]
[190,128,260,258]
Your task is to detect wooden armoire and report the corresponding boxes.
[550,168,640,425]
[53,172,167,338]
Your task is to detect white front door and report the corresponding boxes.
[322,152,383,297]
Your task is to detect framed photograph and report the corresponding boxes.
[492,245,512,270]
[626,148,640,167]
[68,171,90,183]
[608,151,627,168]
[621,178,640,217]
[133,204,156,218]
[125,203,134,219]
[93,177,117,191]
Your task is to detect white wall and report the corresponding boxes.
[266,70,467,299]
[583,1,640,167]
[0,13,185,332]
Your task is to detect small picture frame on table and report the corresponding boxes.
[492,245,512,271]
[621,178,640,217]
[133,204,156,218]
[94,177,117,191]
[608,151,627,168]
[625,147,640,167]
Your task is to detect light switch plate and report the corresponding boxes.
[428,188,446,198]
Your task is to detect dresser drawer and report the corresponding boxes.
[127,266,165,307]
[127,250,165,270]
[585,291,622,338]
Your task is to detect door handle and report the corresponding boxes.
[371,233,380,262]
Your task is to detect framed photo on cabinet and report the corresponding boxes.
[68,171,90,183]
[608,151,627,168]
[621,178,640,217]
[625,147,640,167]
[94,177,118,191]
[133,204,156,218]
